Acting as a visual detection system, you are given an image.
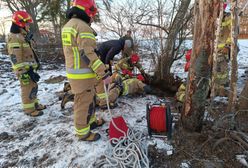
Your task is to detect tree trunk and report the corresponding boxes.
[238,80,248,110]
[226,0,238,113]
[25,5,40,40]
[154,0,191,79]
[210,1,224,100]
[181,0,219,132]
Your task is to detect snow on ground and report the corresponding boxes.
[0,40,248,167]
[0,53,172,167]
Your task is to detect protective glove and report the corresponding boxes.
[27,66,40,83]
[122,69,133,77]
[137,74,145,82]
[103,75,111,85]
[20,73,30,85]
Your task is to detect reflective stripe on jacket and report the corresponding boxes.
[7,33,38,74]
[62,18,107,94]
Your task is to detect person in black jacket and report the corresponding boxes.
[96,38,132,74]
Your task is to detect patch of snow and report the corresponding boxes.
[213,96,228,103]
[0,39,248,167]
[236,155,248,167]
[180,161,191,168]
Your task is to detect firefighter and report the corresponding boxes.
[176,83,186,103]
[96,54,145,109]
[61,74,157,110]
[120,30,134,54]
[60,81,119,110]
[114,54,146,80]
[61,0,111,141]
[7,11,46,117]
[175,49,190,105]
[100,74,157,109]
[215,2,231,96]
[94,38,133,108]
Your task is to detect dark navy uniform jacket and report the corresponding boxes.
[96,39,125,64]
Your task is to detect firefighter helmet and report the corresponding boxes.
[72,0,98,18]
[137,74,145,82]
[12,11,33,28]
[130,54,140,64]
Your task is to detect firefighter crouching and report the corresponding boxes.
[113,54,147,80]
[96,74,155,108]
[95,39,133,108]
[61,74,156,110]
[62,0,111,141]
[7,11,46,117]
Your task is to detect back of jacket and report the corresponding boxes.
[62,18,106,94]
[97,39,125,64]
[7,33,37,76]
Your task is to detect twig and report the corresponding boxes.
[213,137,233,150]
[230,132,248,149]
[195,136,213,153]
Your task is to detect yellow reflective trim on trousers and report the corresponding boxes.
[72,47,80,69]
[23,102,35,109]
[8,43,21,48]
[66,73,96,79]
[12,62,38,71]
[97,93,107,99]
[89,115,96,125]
[122,83,129,95]
[79,33,96,40]
[123,79,136,96]
[75,125,90,136]
[222,19,231,27]
[91,59,103,71]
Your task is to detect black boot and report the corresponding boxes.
[63,82,71,92]
[61,92,74,109]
